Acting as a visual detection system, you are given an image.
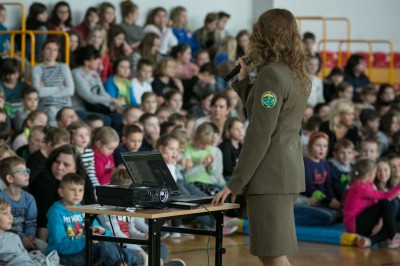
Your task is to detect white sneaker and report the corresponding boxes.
[160,232,170,240]
[164,259,186,266]
[388,233,400,248]
[169,232,182,238]
[224,217,240,228]
[356,236,371,248]
[223,225,238,236]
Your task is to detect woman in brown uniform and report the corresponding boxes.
[212,9,311,266]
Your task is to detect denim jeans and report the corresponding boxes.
[59,241,139,266]
[176,180,215,228]
[391,198,400,222]
[176,180,205,196]
[142,243,168,261]
[294,205,337,226]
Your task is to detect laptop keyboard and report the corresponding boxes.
[170,195,214,204]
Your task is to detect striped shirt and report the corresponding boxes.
[40,64,70,107]
[32,63,74,108]
[81,148,100,188]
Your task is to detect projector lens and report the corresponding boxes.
[159,188,169,202]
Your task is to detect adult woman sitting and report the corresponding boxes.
[72,45,122,126]
[29,144,96,241]
[319,99,360,157]
[193,94,231,137]
[31,39,74,127]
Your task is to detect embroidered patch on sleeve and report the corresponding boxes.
[261,91,277,108]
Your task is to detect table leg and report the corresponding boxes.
[85,215,92,266]
[213,211,226,266]
[148,218,163,266]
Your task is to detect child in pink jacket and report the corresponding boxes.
[344,158,400,248]
[92,127,119,185]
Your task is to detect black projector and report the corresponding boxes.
[96,183,170,208]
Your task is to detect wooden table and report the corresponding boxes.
[68,203,240,266]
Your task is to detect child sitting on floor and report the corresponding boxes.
[0,156,47,252]
[344,158,400,248]
[46,173,138,265]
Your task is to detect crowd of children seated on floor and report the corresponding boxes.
[0,1,399,264]
[299,33,400,249]
[0,1,246,265]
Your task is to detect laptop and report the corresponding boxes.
[121,151,214,204]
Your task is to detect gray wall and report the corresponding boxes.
[274,0,400,51]
[3,0,254,37]
[3,0,399,50]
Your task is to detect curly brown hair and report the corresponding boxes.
[248,9,310,94]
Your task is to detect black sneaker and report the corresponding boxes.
[164,259,186,266]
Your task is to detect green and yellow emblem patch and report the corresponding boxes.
[261,91,277,108]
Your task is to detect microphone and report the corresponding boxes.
[224,57,251,81]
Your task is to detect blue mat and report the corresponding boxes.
[296,223,358,246]
[238,220,358,246]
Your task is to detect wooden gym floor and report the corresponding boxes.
[164,234,400,266]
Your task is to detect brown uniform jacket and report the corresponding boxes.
[228,62,309,195]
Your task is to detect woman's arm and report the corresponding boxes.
[231,76,252,103]
[60,63,75,96]
[228,66,285,194]
[32,64,74,98]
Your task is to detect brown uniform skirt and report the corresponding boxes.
[246,194,298,257]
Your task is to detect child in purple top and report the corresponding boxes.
[295,132,342,226]
[343,158,400,248]
[303,132,341,209]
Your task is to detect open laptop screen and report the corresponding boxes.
[121,151,180,193]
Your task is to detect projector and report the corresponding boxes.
[96,183,170,208]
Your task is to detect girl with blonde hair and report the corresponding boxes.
[88,25,110,81]
[320,99,360,158]
[170,6,198,55]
